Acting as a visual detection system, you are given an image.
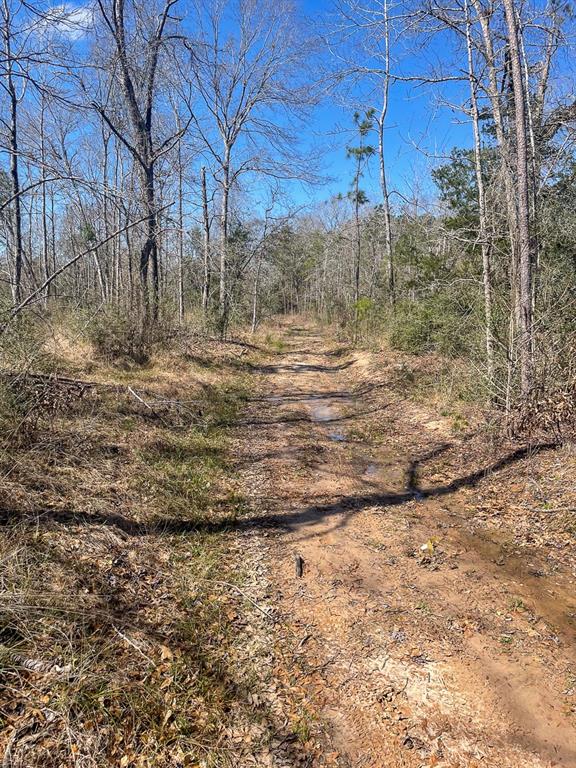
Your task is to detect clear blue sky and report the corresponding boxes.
[57,0,473,216]
[293,0,474,211]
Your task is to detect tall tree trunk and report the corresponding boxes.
[40,96,50,306]
[3,2,23,304]
[177,141,184,323]
[201,166,211,313]
[251,250,262,334]
[377,0,394,301]
[98,0,175,327]
[520,21,556,357]
[50,185,57,297]
[113,139,122,304]
[140,163,159,323]
[353,158,361,319]
[321,244,328,316]
[126,219,134,306]
[503,0,534,395]
[377,114,394,301]
[471,0,521,404]
[465,0,495,386]
[101,128,112,303]
[219,149,231,335]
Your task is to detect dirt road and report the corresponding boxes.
[239,320,576,768]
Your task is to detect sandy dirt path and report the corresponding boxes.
[239,319,576,768]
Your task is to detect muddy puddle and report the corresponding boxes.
[308,396,353,443]
[307,382,576,645]
[309,401,336,422]
[456,525,576,641]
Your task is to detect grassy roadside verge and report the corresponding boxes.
[0,325,287,767]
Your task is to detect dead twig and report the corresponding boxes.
[210,580,275,620]
[127,386,169,425]
[302,653,339,677]
[113,626,156,667]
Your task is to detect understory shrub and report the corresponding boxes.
[386,292,479,357]
[88,310,151,364]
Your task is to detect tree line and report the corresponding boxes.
[1,0,575,411]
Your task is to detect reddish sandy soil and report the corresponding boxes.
[238,318,576,768]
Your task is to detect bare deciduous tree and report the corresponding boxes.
[185,0,314,334]
[91,0,181,324]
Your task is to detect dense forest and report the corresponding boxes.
[1,1,576,766]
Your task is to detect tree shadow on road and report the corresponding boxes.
[1,441,558,538]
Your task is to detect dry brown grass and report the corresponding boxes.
[0,321,299,767]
